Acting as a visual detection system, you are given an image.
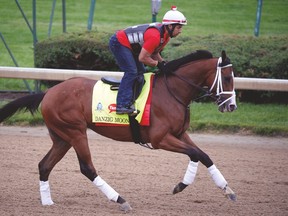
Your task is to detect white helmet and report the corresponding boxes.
[162,6,187,25]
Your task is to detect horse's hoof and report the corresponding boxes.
[119,202,132,213]
[223,185,237,201]
[173,182,188,194]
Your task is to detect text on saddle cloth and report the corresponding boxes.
[92,73,154,126]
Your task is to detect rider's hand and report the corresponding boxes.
[157,61,167,73]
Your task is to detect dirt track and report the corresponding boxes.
[0,126,287,216]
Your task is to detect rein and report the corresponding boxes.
[164,57,235,108]
[165,72,215,105]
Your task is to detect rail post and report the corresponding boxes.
[254,0,263,37]
[151,0,161,22]
[87,0,96,31]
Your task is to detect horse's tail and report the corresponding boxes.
[0,92,46,123]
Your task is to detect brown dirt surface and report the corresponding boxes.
[0,126,287,216]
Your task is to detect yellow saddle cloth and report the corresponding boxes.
[92,73,154,126]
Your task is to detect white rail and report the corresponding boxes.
[1,66,288,91]
[234,77,288,91]
[0,66,123,80]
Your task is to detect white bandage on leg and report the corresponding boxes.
[39,181,54,205]
[208,164,227,189]
[93,176,119,202]
[182,161,198,185]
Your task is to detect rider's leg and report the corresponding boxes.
[109,34,138,114]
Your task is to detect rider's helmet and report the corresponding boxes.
[162,6,187,26]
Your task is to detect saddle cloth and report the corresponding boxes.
[92,73,154,126]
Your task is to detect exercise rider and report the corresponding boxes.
[109,6,187,115]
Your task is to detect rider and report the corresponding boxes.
[109,6,187,115]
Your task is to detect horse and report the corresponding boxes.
[0,50,237,212]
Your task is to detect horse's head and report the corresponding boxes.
[208,51,237,112]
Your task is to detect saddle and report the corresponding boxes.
[101,77,121,90]
[101,74,145,103]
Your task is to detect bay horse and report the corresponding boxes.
[0,50,237,212]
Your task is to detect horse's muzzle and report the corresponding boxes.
[217,95,237,113]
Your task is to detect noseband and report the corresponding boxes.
[164,57,236,108]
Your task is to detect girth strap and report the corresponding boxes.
[128,116,142,143]
[128,116,153,149]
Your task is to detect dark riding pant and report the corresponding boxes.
[109,34,146,107]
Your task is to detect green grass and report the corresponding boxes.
[190,102,288,136]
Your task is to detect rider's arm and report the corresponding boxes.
[139,28,164,67]
[139,48,158,67]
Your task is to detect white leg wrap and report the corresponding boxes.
[208,164,227,189]
[39,181,54,205]
[182,161,198,185]
[93,176,119,202]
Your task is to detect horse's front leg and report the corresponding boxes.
[157,132,236,201]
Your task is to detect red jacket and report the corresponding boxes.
[116,23,170,55]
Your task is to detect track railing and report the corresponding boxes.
[1,66,288,91]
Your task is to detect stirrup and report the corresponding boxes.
[116,106,135,114]
[128,109,140,117]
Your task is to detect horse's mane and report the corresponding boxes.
[165,50,213,72]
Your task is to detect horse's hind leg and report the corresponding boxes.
[70,129,132,212]
[38,129,72,205]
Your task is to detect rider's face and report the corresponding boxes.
[169,24,183,37]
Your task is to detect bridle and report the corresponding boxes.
[164,57,236,108]
[210,57,236,107]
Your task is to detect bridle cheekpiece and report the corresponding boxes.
[209,57,236,107]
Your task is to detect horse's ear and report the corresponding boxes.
[221,50,227,62]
